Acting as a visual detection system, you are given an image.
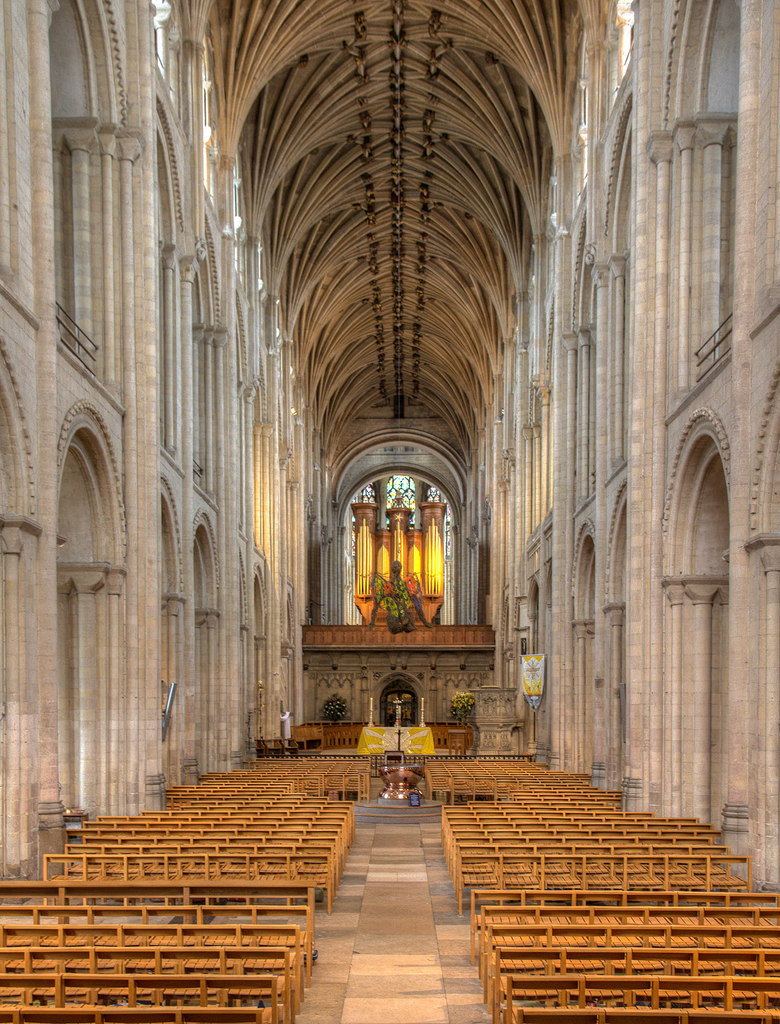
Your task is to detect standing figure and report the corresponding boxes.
[369,560,431,633]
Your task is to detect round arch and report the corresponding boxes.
[375,672,423,728]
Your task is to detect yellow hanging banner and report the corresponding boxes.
[521,655,545,711]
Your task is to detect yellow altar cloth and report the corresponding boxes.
[356,726,435,756]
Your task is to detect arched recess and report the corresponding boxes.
[377,673,422,728]
[572,529,596,773]
[665,426,730,823]
[604,489,627,789]
[160,485,183,786]
[56,418,125,817]
[193,518,218,773]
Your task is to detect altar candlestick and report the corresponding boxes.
[369,697,374,726]
[420,697,425,727]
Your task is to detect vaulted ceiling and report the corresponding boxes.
[204,0,587,470]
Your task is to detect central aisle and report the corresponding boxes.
[295,817,490,1024]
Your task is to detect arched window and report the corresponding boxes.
[153,0,181,110]
[233,158,246,279]
[202,33,218,202]
[386,475,415,510]
[617,0,634,78]
[575,44,589,204]
[425,484,452,557]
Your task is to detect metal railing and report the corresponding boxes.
[56,303,98,373]
[695,312,732,381]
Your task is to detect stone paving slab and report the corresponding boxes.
[294,814,490,1024]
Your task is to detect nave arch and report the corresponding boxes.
[664,417,730,825]
[56,410,126,818]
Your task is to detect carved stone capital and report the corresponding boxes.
[647,130,673,165]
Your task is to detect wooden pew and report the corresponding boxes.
[0,946,299,1022]
[0,1011,276,1024]
[0,974,283,1020]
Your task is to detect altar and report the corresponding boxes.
[356,726,435,756]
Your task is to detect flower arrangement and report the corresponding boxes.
[321,694,348,722]
[451,690,475,725]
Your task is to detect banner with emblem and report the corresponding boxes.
[521,655,545,711]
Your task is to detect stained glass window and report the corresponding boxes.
[426,485,442,501]
[360,483,375,502]
[386,475,415,510]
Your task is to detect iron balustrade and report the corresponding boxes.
[695,312,732,381]
[56,303,98,373]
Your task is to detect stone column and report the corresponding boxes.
[0,2,9,273]
[744,537,780,886]
[29,0,65,864]
[203,329,215,493]
[64,126,96,338]
[532,422,542,526]
[539,386,550,516]
[98,128,117,385]
[106,568,125,813]
[684,582,719,824]
[592,263,610,786]
[698,120,730,342]
[179,256,198,785]
[760,545,780,885]
[161,245,177,451]
[117,132,141,811]
[720,0,760,858]
[1,521,41,876]
[572,620,589,771]
[608,257,626,463]
[603,602,625,790]
[522,424,534,539]
[674,124,695,390]
[662,581,685,817]
[646,131,673,811]
[576,331,591,499]
[165,594,186,785]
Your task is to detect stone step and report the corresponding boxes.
[355,799,443,825]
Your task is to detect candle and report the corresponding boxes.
[369,697,374,725]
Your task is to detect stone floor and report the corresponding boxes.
[295,815,490,1024]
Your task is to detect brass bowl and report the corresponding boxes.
[378,764,425,800]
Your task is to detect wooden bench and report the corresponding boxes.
[501,973,780,1016]
[0,945,299,1022]
[490,946,780,1024]
[0,906,314,984]
[0,973,283,1019]
[502,1010,780,1024]
[0,1011,277,1024]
